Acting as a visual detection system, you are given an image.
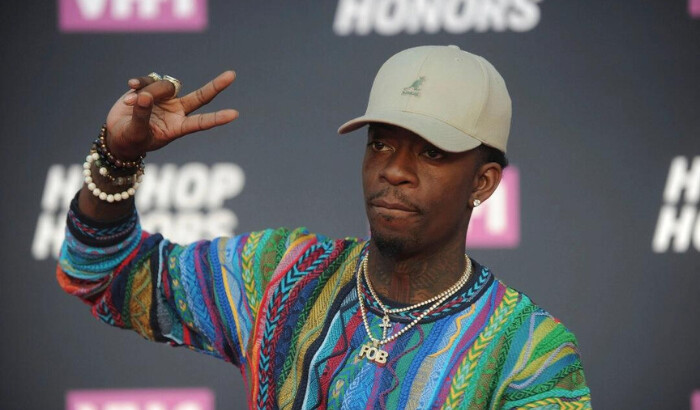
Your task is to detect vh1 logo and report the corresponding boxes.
[692,0,700,18]
[66,388,214,410]
[466,167,520,248]
[58,0,207,32]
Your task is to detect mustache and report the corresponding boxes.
[366,188,423,214]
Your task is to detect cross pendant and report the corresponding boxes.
[358,342,389,364]
[379,315,392,339]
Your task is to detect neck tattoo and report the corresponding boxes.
[356,251,472,365]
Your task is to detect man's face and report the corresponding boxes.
[362,124,482,257]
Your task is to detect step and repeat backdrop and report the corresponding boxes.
[0,0,698,408]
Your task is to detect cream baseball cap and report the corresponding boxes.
[338,45,511,153]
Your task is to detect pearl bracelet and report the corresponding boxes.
[83,151,142,203]
[92,155,144,186]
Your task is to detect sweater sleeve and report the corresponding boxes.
[497,311,592,409]
[57,193,320,367]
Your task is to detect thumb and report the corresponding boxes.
[131,92,154,125]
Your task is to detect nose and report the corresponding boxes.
[380,148,417,186]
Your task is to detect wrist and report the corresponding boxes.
[83,124,145,204]
[99,125,146,164]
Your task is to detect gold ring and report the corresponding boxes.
[163,75,182,98]
[147,72,162,81]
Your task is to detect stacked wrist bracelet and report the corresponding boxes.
[94,124,145,169]
[83,124,145,203]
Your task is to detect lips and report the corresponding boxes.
[369,199,419,217]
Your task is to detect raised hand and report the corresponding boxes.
[105,71,238,160]
[78,71,238,220]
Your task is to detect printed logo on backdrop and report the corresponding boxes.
[66,388,214,410]
[334,0,543,36]
[58,0,207,32]
[692,390,700,410]
[467,167,520,248]
[652,156,700,253]
[32,163,244,261]
[691,0,700,18]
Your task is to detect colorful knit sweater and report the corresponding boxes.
[58,198,591,409]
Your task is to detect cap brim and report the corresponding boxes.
[337,110,482,153]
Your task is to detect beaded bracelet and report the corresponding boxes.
[90,153,144,186]
[94,124,146,169]
[83,150,142,203]
[101,167,144,186]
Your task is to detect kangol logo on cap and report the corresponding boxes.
[402,77,426,97]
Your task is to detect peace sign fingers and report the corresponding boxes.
[180,70,236,115]
[179,109,239,137]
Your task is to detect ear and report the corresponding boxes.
[470,162,503,207]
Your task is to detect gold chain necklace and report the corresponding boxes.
[356,251,472,365]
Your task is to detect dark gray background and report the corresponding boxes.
[1,0,699,408]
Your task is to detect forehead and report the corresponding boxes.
[367,123,432,145]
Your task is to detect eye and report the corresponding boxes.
[368,140,391,152]
[423,148,445,160]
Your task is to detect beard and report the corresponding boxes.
[370,226,420,258]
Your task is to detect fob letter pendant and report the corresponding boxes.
[358,341,388,364]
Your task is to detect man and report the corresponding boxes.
[58,46,591,408]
